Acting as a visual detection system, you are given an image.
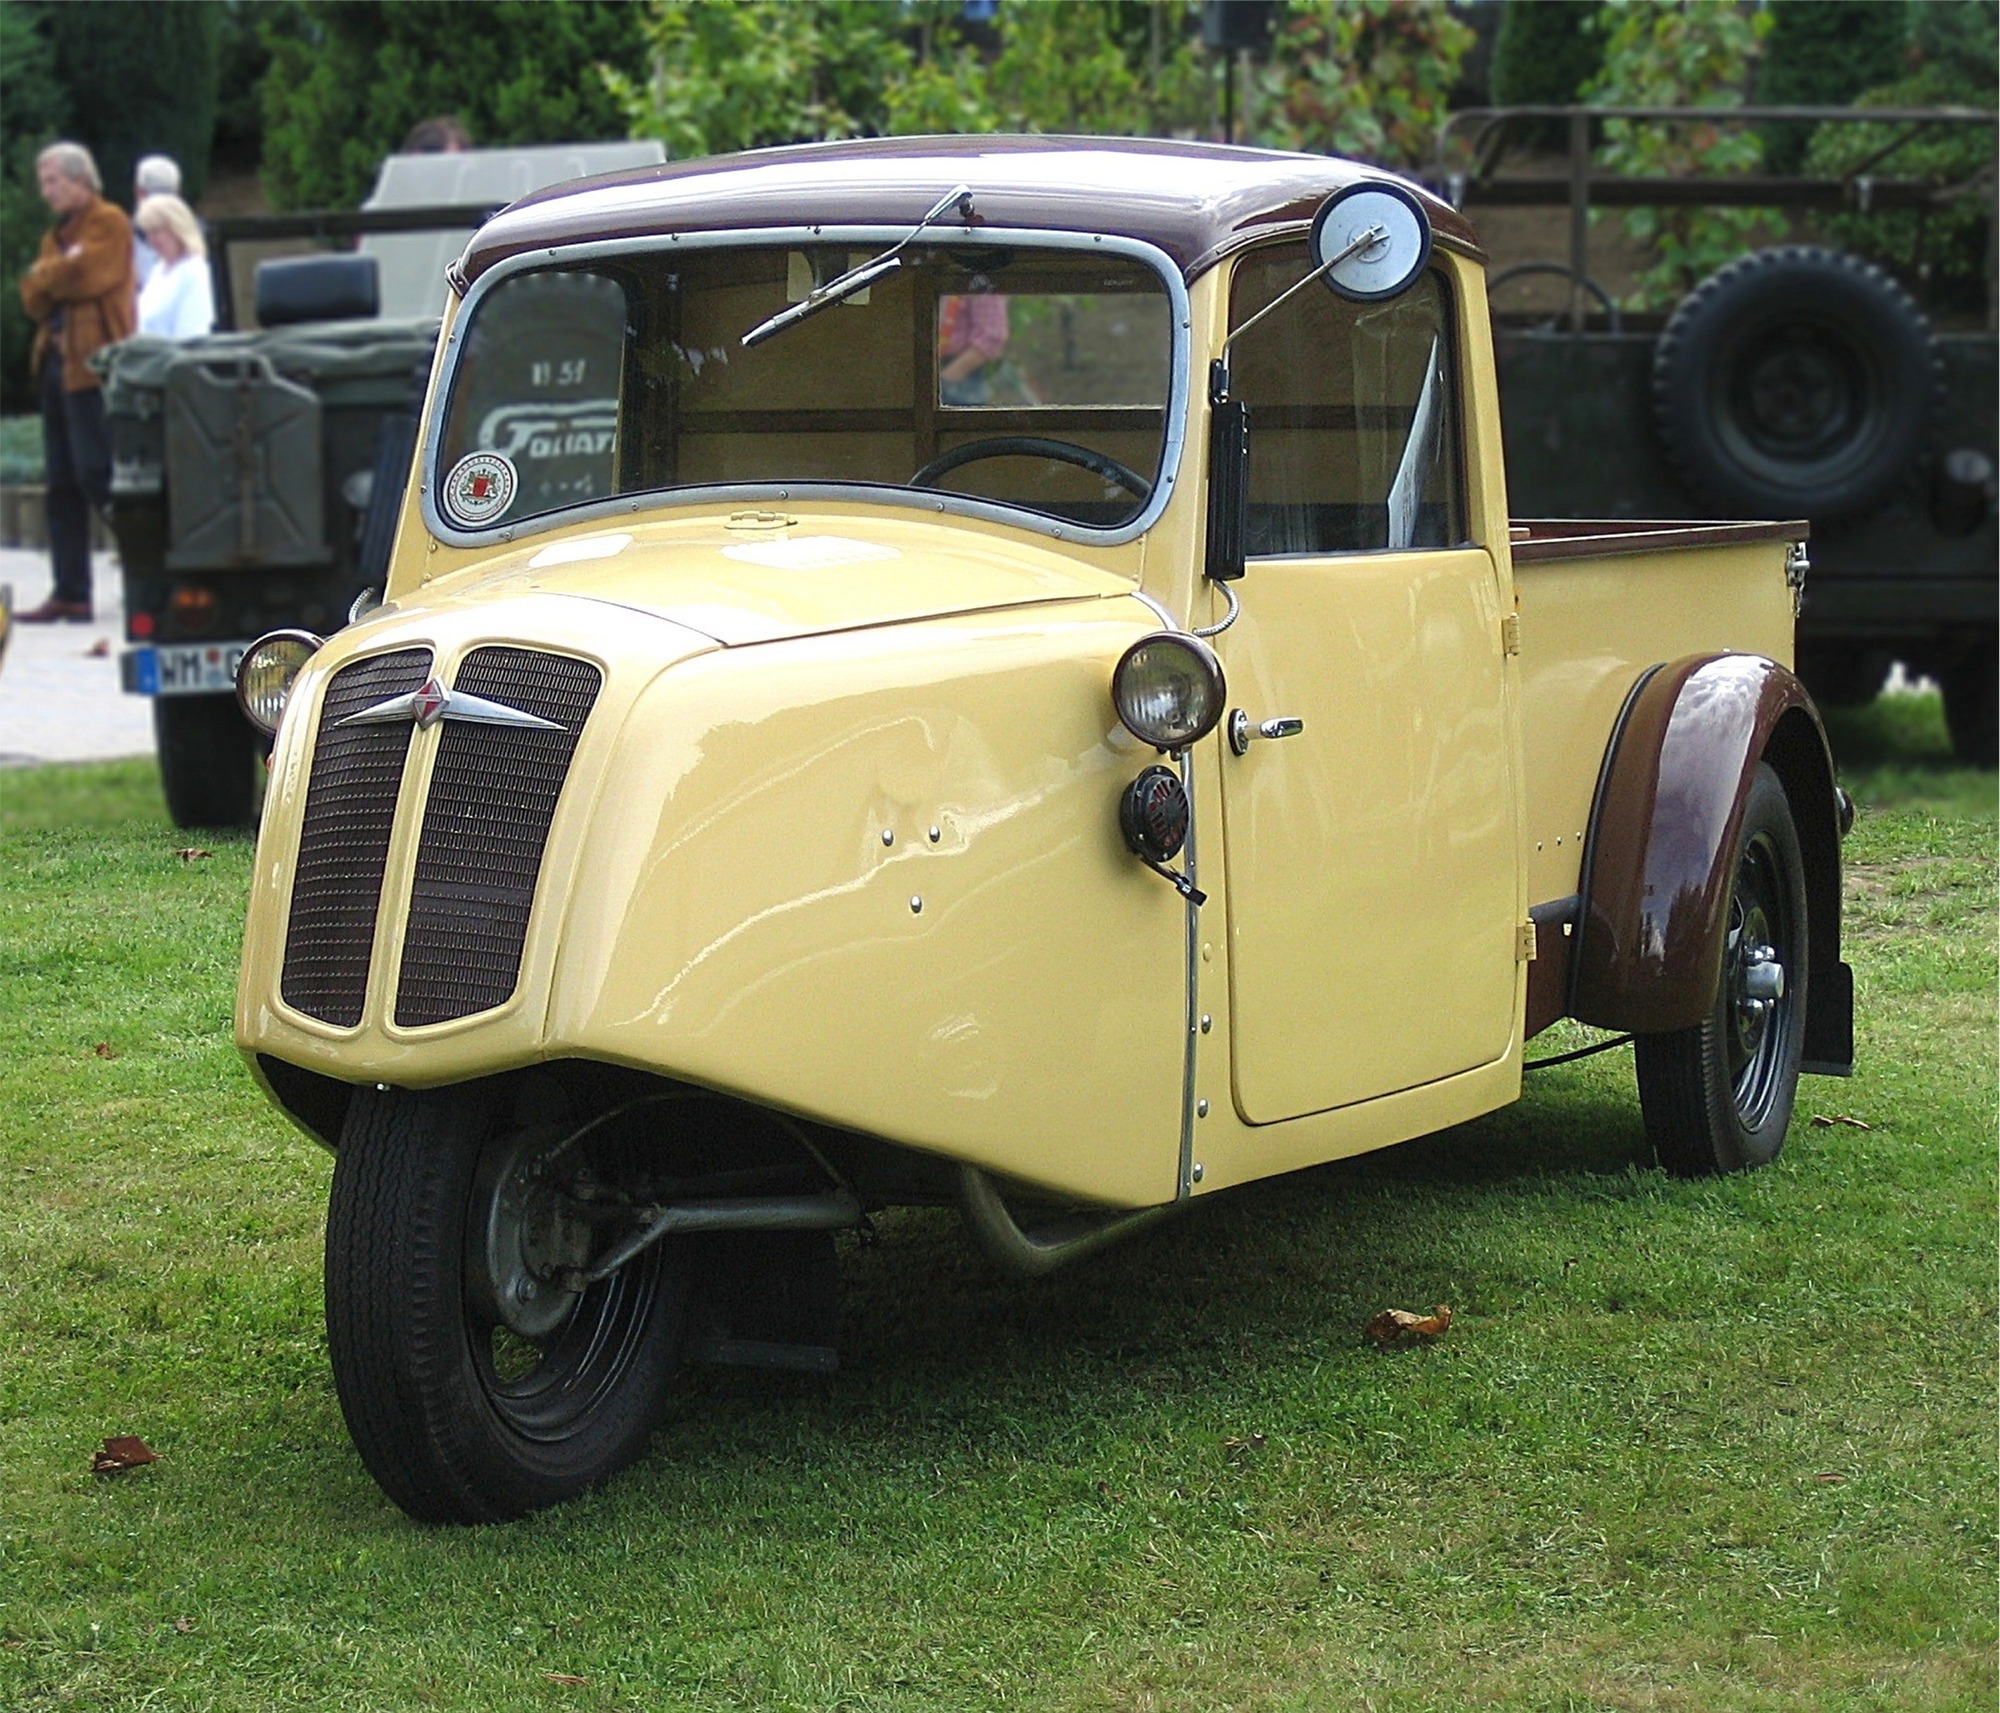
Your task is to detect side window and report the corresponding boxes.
[1228,246,1466,556]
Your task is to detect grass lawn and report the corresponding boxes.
[1,697,1993,1711]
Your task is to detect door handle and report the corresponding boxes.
[1228,710,1305,756]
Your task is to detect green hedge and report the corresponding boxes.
[258,1,643,212]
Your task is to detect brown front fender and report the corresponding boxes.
[1570,653,1851,1071]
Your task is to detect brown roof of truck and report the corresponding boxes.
[453,134,1481,291]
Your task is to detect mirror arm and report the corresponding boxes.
[1214,222,1387,378]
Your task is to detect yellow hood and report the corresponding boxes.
[410,510,1139,646]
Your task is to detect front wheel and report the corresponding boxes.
[1635,764,1808,1176]
[325,1080,687,1524]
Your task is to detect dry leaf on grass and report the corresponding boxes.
[1222,1433,1266,1457]
[84,637,110,658]
[91,1436,158,1475]
[92,1042,116,1059]
[174,848,213,862]
[1809,1114,1872,1130]
[1813,1472,1847,1485]
[1366,1305,1452,1345]
[171,1617,194,1634]
[543,1674,589,1686]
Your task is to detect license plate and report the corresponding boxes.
[122,641,253,697]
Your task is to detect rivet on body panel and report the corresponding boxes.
[1191,1162,1205,1183]
[1201,942,1213,963]
[928,826,941,843]
[881,829,894,846]
[910,896,923,914]
[1200,1014,1212,1033]
[1197,1098,1209,1117]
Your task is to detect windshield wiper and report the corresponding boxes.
[740,184,974,350]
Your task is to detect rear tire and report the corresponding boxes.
[154,693,258,828]
[1941,639,1997,769]
[325,1080,687,1524]
[1635,764,1808,1176]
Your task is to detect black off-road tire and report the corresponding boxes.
[325,1081,687,1525]
[1635,765,1809,1176]
[1652,247,1940,525]
[154,693,259,829]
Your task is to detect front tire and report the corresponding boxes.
[325,1080,687,1524]
[1635,764,1809,1176]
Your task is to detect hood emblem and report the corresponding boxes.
[337,674,564,732]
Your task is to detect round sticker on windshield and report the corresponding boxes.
[442,451,517,528]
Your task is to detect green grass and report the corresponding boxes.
[1,704,1993,1711]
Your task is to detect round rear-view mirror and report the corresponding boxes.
[1310,181,1433,303]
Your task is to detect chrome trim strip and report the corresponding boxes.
[420,225,1193,553]
[1176,743,1202,1202]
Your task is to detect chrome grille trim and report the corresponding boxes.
[393,647,601,1027]
[279,648,432,1027]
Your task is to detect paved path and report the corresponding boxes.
[0,549,155,766]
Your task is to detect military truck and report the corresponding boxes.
[99,143,663,827]
[1431,105,1998,766]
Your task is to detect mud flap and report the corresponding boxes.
[1802,958,1855,1077]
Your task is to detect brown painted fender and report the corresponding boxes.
[1569,653,1852,1071]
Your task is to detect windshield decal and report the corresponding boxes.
[442,452,518,528]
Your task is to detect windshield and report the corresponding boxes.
[432,239,1176,537]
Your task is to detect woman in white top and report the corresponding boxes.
[134,193,214,339]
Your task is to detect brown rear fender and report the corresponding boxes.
[1570,653,1852,1071]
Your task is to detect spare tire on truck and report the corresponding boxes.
[1652,247,1941,525]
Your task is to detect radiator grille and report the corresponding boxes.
[280,648,431,1026]
[393,648,601,1027]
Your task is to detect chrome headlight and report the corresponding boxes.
[234,629,323,736]
[1111,632,1226,749]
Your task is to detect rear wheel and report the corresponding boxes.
[1941,639,1997,769]
[325,1080,687,1524]
[154,693,259,828]
[1635,764,1808,1175]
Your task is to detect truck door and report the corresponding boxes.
[1215,253,1519,1125]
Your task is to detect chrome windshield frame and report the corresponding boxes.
[420,226,1193,552]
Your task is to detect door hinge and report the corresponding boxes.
[1500,612,1521,656]
[1516,919,1538,962]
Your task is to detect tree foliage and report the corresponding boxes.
[1253,0,1476,168]
[259,1,643,211]
[42,0,223,207]
[1586,0,1774,307]
[1756,0,1908,172]
[0,0,67,411]
[606,1,1212,157]
[1489,0,1607,148]
[1805,1,1999,306]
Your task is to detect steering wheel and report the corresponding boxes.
[911,435,1152,501]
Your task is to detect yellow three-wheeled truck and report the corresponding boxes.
[230,138,1852,1523]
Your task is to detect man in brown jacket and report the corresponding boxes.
[18,140,135,622]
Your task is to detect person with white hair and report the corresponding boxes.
[16,140,134,623]
[134,193,213,339]
[132,153,181,287]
